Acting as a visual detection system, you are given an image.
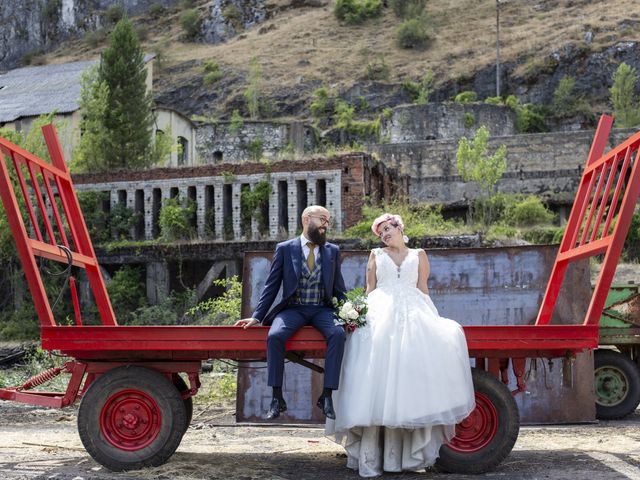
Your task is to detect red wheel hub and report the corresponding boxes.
[100,389,162,451]
[447,392,498,452]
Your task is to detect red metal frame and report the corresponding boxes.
[0,119,634,409]
[536,115,640,327]
[0,124,116,328]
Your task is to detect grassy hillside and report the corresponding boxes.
[43,0,640,118]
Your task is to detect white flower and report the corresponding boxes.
[342,301,353,312]
[347,309,359,320]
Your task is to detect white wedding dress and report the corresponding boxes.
[326,248,476,477]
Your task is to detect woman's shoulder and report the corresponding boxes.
[371,247,383,256]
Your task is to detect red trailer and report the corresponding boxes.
[0,116,636,473]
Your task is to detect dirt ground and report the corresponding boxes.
[0,401,639,480]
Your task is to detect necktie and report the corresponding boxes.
[306,242,316,271]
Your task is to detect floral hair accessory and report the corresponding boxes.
[371,213,405,236]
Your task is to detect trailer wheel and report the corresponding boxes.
[173,375,194,432]
[77,366,186,471]
[436,368,520,474]
[594,349,640,420]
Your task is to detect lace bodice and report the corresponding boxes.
[373,247,420,289]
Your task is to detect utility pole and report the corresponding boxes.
[496,0,501,97]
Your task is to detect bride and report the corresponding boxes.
[326,213,476,477]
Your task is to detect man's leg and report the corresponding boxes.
[310,307,346,390]
[267,308,307,388]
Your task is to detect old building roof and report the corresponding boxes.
[0,55,155,124]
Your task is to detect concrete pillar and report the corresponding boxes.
[306,179,316,209]
[287,179,297,237]
[110,190,119,209]
[178,186,188,204]
[196,184,206,238]
[126,188,136,239]
[147,261,170,305]
[144,187,153,240]
[250,182,259,240]
[326,174,342,233]
[214,183,224,241]
[232,183,242,240]
[268,178,279,239]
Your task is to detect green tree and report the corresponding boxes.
[611,62,640,128]
[99,17,155,169]
[72,65,110,172]
[456,125,507,226]
[244,56,262,120]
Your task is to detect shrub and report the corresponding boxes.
[107,266,146,323]
[229,109,243,134]
[187,276,242,325]
[364,55,390,81]
[110,203,139,240]
[149,4,166,18]
[390,0,426,18]
[484,96,503,105]
[552,75,590,118]
[505,95,547,133]
[383,107,393,119]
[244,56,263,120]
[486,224,518,241]
[463,112,476,128]
[310,87,332,121]
[611,62,640,128]
[20,50,45,66]
[247,138,264,161]
[455,91,478,103]
[402,71,434,104]
[203,60,222,86]
[222,4,242,30]
[334,0,383,25]
[503,195,555,227]
[77,191,111,243]
[475,193,556,230]
[334,100,355,129]
[344,203,468,240]
[105,5,124,24]
[180,9,202,41]
[396,17,431,50]
[523,226,565,245]
[84,28,108,48]
[159,197,196,241]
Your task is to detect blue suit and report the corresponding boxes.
[252,238,347,389]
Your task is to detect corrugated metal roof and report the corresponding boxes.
[0,54,155,123]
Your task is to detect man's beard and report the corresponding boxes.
[308,225,327,246]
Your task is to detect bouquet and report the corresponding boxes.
[332,288,368,333]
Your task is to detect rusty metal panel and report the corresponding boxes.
[238,245,595,424]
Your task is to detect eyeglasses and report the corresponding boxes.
[309,215,332,227]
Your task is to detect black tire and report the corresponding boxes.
[436,368,520,474]
[594,349,640,420]
[77,365,187,471]
[174,375,194,432]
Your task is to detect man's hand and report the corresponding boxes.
[235,317,259,329]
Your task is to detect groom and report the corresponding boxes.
[236,205,347,420]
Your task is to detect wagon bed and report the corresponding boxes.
[0,116,638,474]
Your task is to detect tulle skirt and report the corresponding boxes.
[326,286,476,477]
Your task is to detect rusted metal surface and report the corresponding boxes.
[238,245,595,424]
